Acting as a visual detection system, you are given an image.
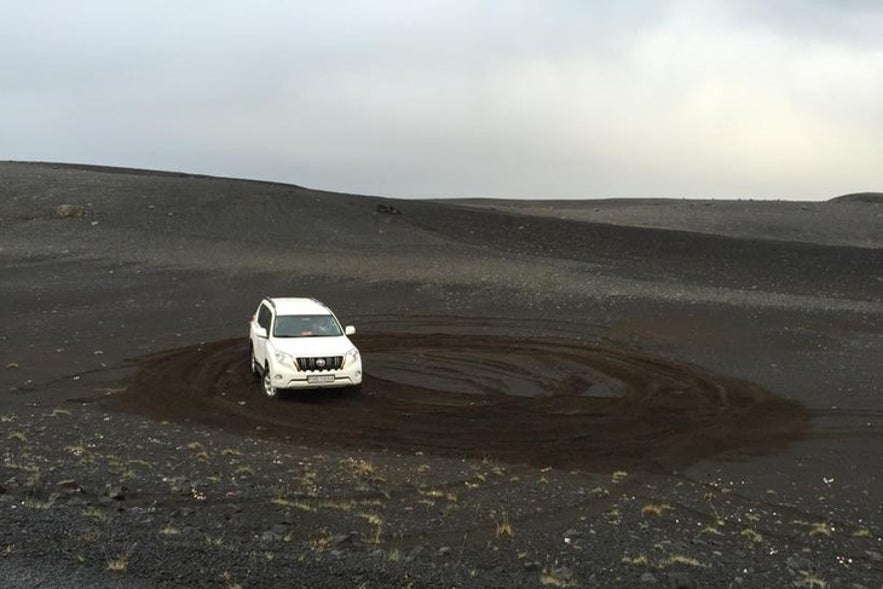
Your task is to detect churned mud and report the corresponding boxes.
[114,330,809,472]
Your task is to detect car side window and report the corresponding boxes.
[257,305,272,330]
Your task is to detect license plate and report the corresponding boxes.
[307,375,335,384]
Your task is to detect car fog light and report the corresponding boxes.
[355,370,362,377]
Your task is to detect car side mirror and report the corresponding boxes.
[345,325,356,336]
[254,326,268,339]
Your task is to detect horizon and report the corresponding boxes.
[3,1,882,201]
[7,159,881,203]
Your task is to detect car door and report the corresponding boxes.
[253,303,273,368]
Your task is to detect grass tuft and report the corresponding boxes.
[495,511,514,538]
[741,528,762,543]
[641,503,672,517]
[665,555,703,567]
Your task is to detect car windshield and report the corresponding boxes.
[274,314,343,338]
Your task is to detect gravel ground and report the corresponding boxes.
[1,161,881,588]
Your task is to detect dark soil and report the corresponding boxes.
[1,161,881,588]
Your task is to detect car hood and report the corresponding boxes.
[271,336,356,357]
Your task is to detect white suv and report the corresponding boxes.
[249,297,362,398]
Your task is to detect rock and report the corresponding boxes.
[53,204,85,218]
[667,572,695,589]
[375,204,401,216]
[261,530,281,542]
[865,550,882,562]
[551,567,574,582]
[437,546,451,556]
[564,528,583,539]
[332,533,354,547]
[56,479,84,493]
[641,572,658,583]
[5,363,19,370]
[106,485,126,500]
[523,561,541,572]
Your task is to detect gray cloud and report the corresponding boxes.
[2,0,881,199]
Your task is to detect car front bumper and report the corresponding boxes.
[270,359,362,390]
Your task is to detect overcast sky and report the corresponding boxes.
[3,1,882,200]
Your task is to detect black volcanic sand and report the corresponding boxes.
[116,334,808,472]
[1,161,882,588]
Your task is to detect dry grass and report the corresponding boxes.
[611,470,628,484]
[271,497,314,511]
[6,431,26,441]
[800,572,827,588]
[540,571,575,587]
[106,547,133,572]
[221,571,242,589]
[622,554,649,566]
[665,555,703,567]
[641,503,673,517]
[741,528,763,543]
[851,528,871,538]
[809,523,831,537]
[495,511,514,538]
[309,528,334,553]
[159,526,181,536]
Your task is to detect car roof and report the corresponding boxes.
[266,297,333,316]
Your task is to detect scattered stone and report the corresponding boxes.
[667,572,695,589]
[261,530,281,542]
[437,546,451,556]
[56,479,84,493]
[522,561,541,572]
[865,550,882,563]
[641,572,658,584]
[53,204,85,218]
[106,485,126,500]
[375,204,401,216]
[5,363,19,370]
[564,528,583,539]
[551,567,574,582]
[332,533,355,547]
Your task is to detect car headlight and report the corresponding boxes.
[274,351,295,367]
[343,348,360,367]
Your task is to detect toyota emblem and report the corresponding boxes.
[316,358,326,368]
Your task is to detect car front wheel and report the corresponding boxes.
[262,368,278,399]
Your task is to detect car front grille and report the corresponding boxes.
[297,356,343,371]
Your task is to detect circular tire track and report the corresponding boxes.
[115,332,809,471]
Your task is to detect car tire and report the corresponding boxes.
[250,345,260,379]
[262,366,278,399]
